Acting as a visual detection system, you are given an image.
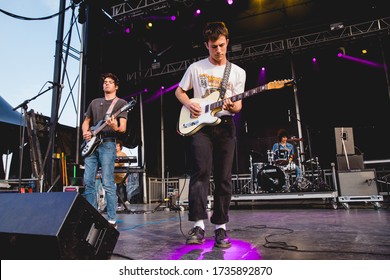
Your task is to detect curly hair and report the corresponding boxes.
[277,129,289,141]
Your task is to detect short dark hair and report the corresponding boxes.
[101,73,119,86]
[116,139,123,149]
[203,21,229,43]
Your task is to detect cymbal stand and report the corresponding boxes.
[241,154,256,194]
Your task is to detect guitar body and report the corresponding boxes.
[81,136,103,158]
[177,91,223,136]
[80,99,137,158]
[176,79,294,136]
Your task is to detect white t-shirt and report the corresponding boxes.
[179,58,246,117]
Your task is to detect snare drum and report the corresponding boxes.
[273,149,289,165]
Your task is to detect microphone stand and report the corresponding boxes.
[12,84,54,191]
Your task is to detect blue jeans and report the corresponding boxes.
[82,141,117,223]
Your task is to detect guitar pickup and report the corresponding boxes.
[183,120,199,128]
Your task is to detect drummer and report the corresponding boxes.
[271,129,301,178]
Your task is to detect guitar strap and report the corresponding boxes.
[104,97,119,120]
[219,60,231,100]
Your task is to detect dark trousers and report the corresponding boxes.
[188,116,236,225]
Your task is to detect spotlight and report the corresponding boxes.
[227,0,234,5]
[337,47,346,57]
[194,9,201,16]
[330,22,344,31]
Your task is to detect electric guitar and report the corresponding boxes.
[177,79,294,136]
[81,98,137,158]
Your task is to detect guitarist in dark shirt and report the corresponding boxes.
[81,73,128,229]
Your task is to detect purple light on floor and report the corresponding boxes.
[169,239,261,260]
[339,54,385,68]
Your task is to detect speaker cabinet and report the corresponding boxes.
[337,169,378,196]
[336,154,364,170]
[334,127,355,155]
[177,177,190,205]
[0,192,119,260]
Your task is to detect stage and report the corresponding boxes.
[111,200,390,260]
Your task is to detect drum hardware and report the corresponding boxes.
[241,154,261,194]
[267,150,274,165]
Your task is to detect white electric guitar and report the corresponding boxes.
[81,98,137,158]
[177,79,294,136]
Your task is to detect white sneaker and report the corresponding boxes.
[124,201,131,206]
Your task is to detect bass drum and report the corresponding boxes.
[257,165,287,193]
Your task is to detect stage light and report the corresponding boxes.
[361,49,368,55]
[231,44,242,52]
[337,47,346,57]
[330,22,344,31]
[227,0,234,5]
[312,57,317,63]
[146,22,153,29]
[194,9,201,16]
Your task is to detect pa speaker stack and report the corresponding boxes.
[0,192,119,259]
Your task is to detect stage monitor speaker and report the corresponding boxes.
[336,154,364,170]
[337,169,378,196]
[0,192,119,260]
[334,127,355,155]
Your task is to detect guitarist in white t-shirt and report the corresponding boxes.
[175,22,246,248]
[81,73,128,229]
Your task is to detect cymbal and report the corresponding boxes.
[287,138,304,142]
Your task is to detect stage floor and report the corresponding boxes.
[110,199,390,260]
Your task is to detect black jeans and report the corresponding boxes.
[188,116,236,225]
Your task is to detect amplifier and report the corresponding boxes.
[337,169,378,196]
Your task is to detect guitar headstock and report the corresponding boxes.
[267,79,295,90]
[121,98,137,112]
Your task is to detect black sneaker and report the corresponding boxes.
[186,226,205,245]
[214,228,231,248]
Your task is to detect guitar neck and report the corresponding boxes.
[92,108,122,136]
[210,84,268,111]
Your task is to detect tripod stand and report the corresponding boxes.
[12,83,55,192]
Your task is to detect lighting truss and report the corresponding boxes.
[126,17,390,82]
[111,0,170,19]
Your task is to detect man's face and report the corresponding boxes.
[103,78,118,93]
[205,35,229,64]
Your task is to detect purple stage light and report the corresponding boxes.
[169,239,261,260]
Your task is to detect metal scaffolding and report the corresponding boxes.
[124,16,390,82]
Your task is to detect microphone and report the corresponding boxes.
[48,81,64,88]
[288,110,291,122]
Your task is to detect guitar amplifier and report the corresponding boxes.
[337,169,378,196]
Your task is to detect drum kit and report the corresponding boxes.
[247,137,316,193]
